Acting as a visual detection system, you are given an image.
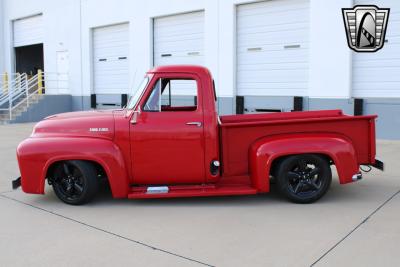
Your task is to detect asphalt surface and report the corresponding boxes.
[0,123,399,267]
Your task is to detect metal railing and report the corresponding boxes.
[0,71,68,121]
[0,73,38,120]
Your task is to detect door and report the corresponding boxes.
[92,23,129,107]
[130,74,204,185]
[153,11,205,66]
[56,51,69,94]
[236,0,310,97]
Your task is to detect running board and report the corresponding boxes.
[128,184,257,199]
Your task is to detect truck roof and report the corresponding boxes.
[148,65,211,76]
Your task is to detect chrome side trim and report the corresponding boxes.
[146,186,169,194]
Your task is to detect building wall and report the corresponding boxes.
[0,0,399,139]
[0,0,5,75]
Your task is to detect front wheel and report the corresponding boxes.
[276,154,332,204]
[51,160,99,205]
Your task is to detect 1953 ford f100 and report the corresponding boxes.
[13,65,383,205]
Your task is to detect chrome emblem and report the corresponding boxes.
[89,128,109,132]
[342,5,390,52]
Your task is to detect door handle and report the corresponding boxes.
[186,122,202,127]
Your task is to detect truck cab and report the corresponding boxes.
[125,65,220,185]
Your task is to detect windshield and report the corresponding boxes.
[126,76,150,109]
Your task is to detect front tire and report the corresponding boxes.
[52,160,99,205]
[276,154,332,204]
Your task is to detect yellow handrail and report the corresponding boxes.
[38,69,43,94]
[2,72,8,94]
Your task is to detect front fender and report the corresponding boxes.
[249,134,359,192]
[17,137,129,198]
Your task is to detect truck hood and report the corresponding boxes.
[31,110,116,139]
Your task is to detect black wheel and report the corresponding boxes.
[52,160,98,205]
[276,154,332,203]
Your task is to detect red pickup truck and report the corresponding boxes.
[13,65,383,205]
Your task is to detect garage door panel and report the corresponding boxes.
[93,31,128,39]
[154,12,203,25]
[354,87,400,98]
[95,77,129,85]
[237,49,309,64]
[154,24,204,36]
[154,35,203,45]
[154,39,203,52]
[238,70,308,83]
[354,59,400,69]
[354,67,400,82]
[93,38,129,46]
[238,31,308,46]
[238,11,308,28]
[95,65,129,73]
[242,89,308,96]
[93,51,129,58]
[237,22,309,37]
[353,0,400,97]
[239,6,309,18]
[94,69,129,76]
[238,81,307,89]
[354,81,400,90]
[154,11,204,66]
[386,20,400,34]
[238,0,309,14]
[13,15,43,47]
[237,43,309,53]
[95,77,129,86]
[237,0,309,97]
[238,62,309,72]
[93,23,129,95]
[156,55,204,66]
[240,86,308,96]
[93,51,129,59]
[354,45,400,58]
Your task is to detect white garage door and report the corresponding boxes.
[353,0,400,97]
[93,23,129,95]
[236,0,310,96]
[153,11,204,66]
[13,14,44,47]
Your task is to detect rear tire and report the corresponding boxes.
[52,160,99,205]
[276,154,332,204]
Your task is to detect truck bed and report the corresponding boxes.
[219,110,376,177]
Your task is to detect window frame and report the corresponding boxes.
[141,75,201,113]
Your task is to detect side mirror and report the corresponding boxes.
[130,106,141,124]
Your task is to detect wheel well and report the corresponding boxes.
[270,153,334,178]
[46,160,108,181]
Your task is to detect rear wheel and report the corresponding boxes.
[52,160,98,205]
[276,154,332,203]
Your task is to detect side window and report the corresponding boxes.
[144,78,198,112]
[143,79,161,112]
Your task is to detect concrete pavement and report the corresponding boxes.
[0,123,399,267]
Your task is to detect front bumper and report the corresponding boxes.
[12,177,21,190]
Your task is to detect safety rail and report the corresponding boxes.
[0,71,68,121]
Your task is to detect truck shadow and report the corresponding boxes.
[30,176,397,208]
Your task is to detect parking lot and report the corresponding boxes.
[0,123,399,267]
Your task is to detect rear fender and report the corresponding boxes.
[249,134,359,192]
[17,137,129,198]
